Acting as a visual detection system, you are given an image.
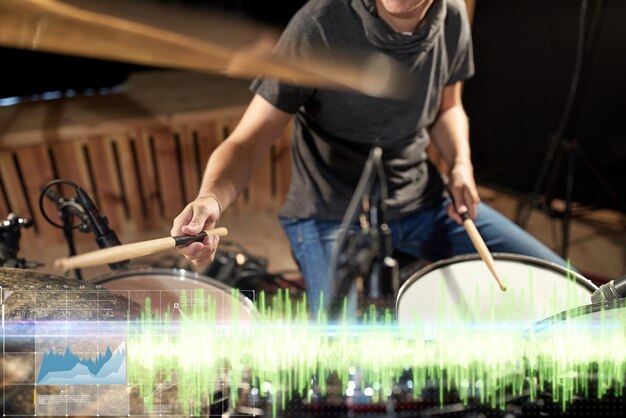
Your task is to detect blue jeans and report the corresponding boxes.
[281,199,567,317]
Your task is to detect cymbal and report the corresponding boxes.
[0,267,143,321]
[0,0,399,97]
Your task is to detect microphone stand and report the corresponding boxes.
[40,179,128,278]
[61,204,82,280]
[58,197,91,281]
[329,147,398,321]
[41,186,91,281]
[366,165,398,302]
[75,186,129,270]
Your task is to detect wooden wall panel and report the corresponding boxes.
[0,106,291,247]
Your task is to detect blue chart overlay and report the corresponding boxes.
[37,342,126,385]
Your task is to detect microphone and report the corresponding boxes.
[591,275,626,303]
[74,187,129,270]
[43,188,89,232]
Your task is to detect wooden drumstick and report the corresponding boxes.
[54,227,228,271]
[461,214,507,292]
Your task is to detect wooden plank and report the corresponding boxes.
[176,125,199,205]
[194,121,219,185]
[249,144,272,212]
[0,151,30,219]
[0,170,10,217]
[426,144,449,175]
[131,128,161,225]
[275,125,293,205]
[466,0,476,25]
[86,135,126,231]
[48,141,88,187]
[64,136,124,250]
[13,145,61,241]
[213,117,245,216]
[191,120,237,217]
[149,127,185,220]
[72,139,103,227]
[110,134,146,230]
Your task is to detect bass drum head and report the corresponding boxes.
[92,268,256,322]
[396,253,596,327]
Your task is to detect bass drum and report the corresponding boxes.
[396,253,596,328]
[93,267,256,322]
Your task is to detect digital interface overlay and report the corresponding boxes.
[1,278,626,417]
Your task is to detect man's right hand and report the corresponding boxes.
[171,195,222,266]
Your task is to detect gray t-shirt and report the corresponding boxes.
[251,0,475,220]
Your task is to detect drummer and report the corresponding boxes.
[171,0,567,316]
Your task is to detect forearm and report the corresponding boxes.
[197,139,261,210]
[429,104,472,169]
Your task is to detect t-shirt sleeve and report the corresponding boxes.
[250,8,318,114]
[445,1,475,85]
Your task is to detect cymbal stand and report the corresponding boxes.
[514,0,626,259]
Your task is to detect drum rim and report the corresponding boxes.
[395,253,597,315]
[91,267,257,315]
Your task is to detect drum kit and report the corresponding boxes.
[1,0,625,416]
[3,205,620,417]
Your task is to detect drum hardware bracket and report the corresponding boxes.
[0,213,42,269]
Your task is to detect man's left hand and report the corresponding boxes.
[447,161,480,224]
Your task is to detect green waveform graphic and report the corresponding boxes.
[126,289,626,417]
